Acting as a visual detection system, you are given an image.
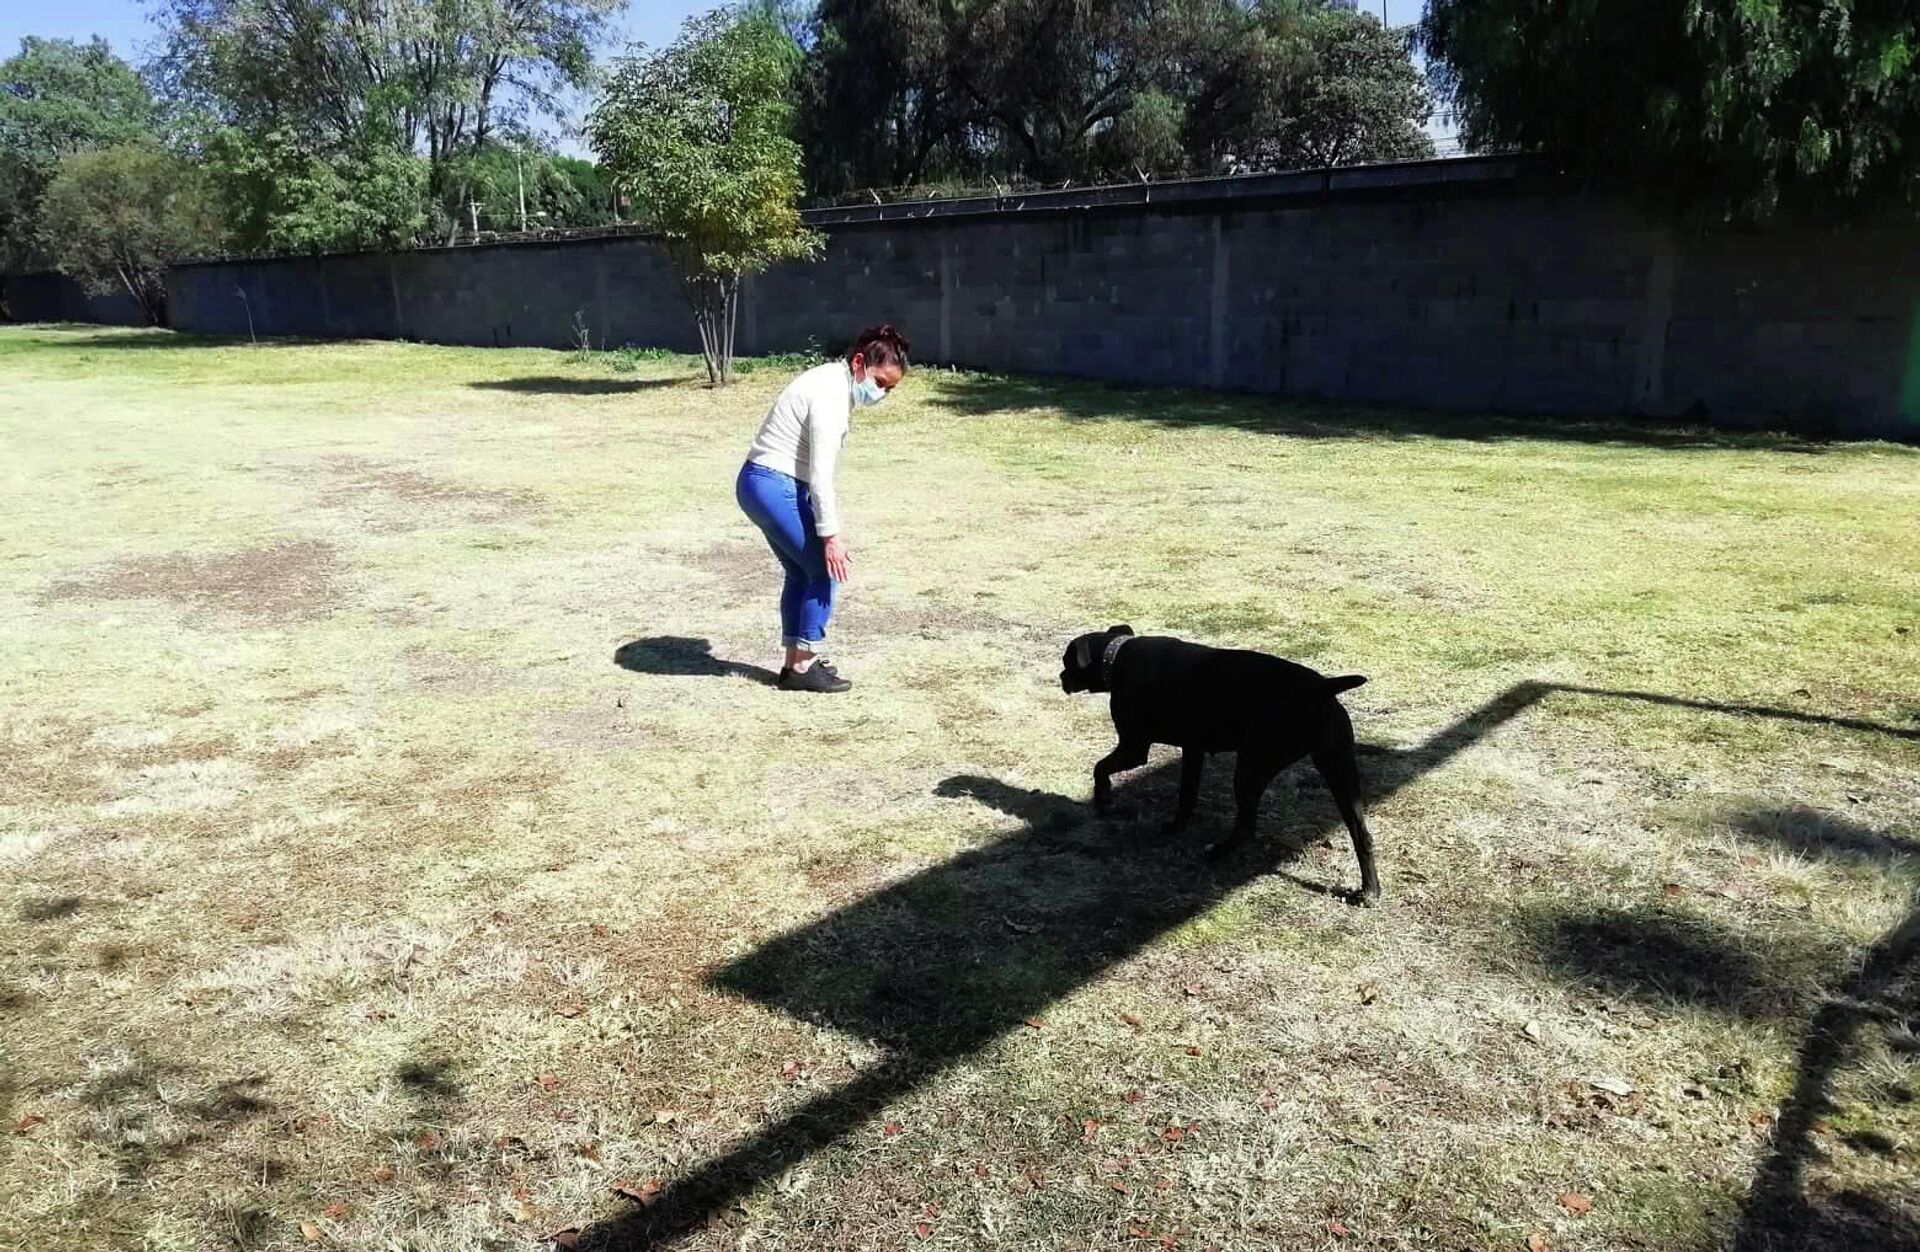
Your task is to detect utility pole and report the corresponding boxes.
[516,151,528,232]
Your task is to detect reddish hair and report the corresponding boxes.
[849,324,911,370]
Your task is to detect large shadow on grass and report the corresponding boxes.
[14,327,330,351]
[926,372,1851,451]
[469,377,681,396]
[579,680,1918,1248]
[1520,801,1918,1250]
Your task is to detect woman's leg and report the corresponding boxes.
[790,481,836,655]
[738,464,836,666]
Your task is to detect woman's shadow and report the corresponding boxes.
[613,637,780,686]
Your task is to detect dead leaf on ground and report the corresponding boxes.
[576,1140,601,1161]
[1124,1089,1143,1104]
[1121,1012,1144,1029]
[536,1073,560,1091]
[1356,981,1381,1005]
[654,1109,680,1124]
[12,1114,45,1135]
[1082,1118,1103,1144]
[1527,1235,1549,1252]
[1558,1193,1594,1215]
[1107,1179,1131,1194]
[613,1178,663,1206]
[322,1202,351,1219]
[589,924,610,938]
[300,1221,323,1242]
[1522,1021,1543,1042]
[1183,1045,1203,1057]
[554,1004,583,1018]
[1162,1125,1187,1143]
[1326,1218,1351,1237]
[1023,1016,1045,1030]
[883,1122,903,1137]
[416,1131,439,1152]
[372,1165,396,1184]
[914,1223,933,1240]
[1588,1076,1635,1098]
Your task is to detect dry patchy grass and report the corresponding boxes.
[2,324,1917,1252]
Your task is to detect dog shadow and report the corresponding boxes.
[613,637,778,686]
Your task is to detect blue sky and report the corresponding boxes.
[0,0,718,68]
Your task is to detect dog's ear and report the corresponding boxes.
[1108,624,1134,637]
[1073,638,1093,670]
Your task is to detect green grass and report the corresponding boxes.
[2,323,1917,1251]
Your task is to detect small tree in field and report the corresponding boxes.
[589,12,821,386]
[39,144,213,324]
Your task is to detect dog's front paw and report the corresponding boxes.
[1351,885,1382,909]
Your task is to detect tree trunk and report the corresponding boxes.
[684,271,743,387]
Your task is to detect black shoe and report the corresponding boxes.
[779,663,852,693]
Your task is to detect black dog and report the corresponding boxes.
[1060,625,1381,905]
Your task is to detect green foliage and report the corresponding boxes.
[202,127,429,254]
[154,0,619,242]
[589,11,822,385]
[441,143,617,233]
[1092,90,1189,179]
[796,0,1434,196]
[37,144,214,323]
[0,37,159,270]
[1258,6,1434,169]
[1419,0,1920,218]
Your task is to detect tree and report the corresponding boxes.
[0,38,158,271]
[590,12,823,386]
[1418,0,1920,219]
[792,0,1435,197]
[1254,6,1433,169]
[201,125,429,254]
[38,145,214,323]
[153,0,621,226]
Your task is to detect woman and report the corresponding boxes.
[735,324,910,693]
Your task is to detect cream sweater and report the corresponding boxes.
[745,360,853,537]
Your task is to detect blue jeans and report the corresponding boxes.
[736,461,836,652]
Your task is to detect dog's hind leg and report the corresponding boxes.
[1312,708,1381,906]
[1092,737,1150,816]
[1165,748,1205,835]
[1206,750,1285,859]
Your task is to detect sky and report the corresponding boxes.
[0,0,715,69]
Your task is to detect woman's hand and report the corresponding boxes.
[823,534,852,583]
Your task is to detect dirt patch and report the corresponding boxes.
[680,537,772,605]
[42,540,341,623]
[304,455,540,532]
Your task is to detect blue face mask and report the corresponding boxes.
[851,372,887,408]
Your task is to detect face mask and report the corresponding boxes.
[851,371,887,408]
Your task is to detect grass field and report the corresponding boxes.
[2,323,1917,1252]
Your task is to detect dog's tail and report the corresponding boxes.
[1321,674,1368,696]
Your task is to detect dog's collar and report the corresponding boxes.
[1100,635,1131,686]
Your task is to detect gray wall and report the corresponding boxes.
[1,271,146,326]
[19,158,1920,437]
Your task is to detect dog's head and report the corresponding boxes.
[1060,624,1134,694]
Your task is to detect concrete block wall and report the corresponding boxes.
[1,271,146,326]
[11,158,1914,437]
